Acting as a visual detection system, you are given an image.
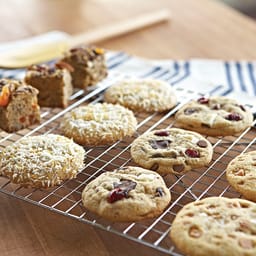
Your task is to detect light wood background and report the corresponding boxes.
[1,0,256,256]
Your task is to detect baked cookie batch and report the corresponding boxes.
[0,45,256,254]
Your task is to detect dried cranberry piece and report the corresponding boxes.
[185,149,200,158]
[197,97,209,104]
[154,130,170,136]
[108,179,137,203]
[225,113,242,121]
[108,188,126,203]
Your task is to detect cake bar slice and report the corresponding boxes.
[61,45,108,89]
[25,63,73,108]
[0,78,40,133]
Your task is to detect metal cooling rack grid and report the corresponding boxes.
[0,71,256,256]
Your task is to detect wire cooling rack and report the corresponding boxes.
[0,70,256,256]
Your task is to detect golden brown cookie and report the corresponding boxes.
[0,134,85,188]
[104,78,177,112]
[226,151,256,202]
[170,197,256,256]
[60,103,137,146]
[82,166,171,222]
[174,96,253,136]
[131,128,213,175]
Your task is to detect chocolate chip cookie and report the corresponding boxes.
[170,197,256,256]
[174,96,253,136]
[82,166,171,222]
[226,151,256,202]
[104,78,177,113]
[130,128,213,175]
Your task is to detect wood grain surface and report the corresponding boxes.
[1,0,256,256]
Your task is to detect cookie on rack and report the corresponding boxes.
[104,78,177,113]
[82,166,171,222]
[130,128,213,175]
[226,151,256,202]
[170,197,256,256]
[60,103,137,146]
[174,96,253,136]
[0,134,85,188]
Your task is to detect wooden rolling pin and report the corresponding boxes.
[0,9,170,69]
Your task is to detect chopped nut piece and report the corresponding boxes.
[189,226,202,238]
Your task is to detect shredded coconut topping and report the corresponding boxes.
[104,79,177,112]
[0,134,86,188]
[61,103,137,146]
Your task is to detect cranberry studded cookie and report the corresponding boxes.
[104,78,177,113]
[226,151,256,202]
[0,134,85,188]
[170,197,256,256]
[60,103,137,146]
[130,128,213,175]
[174,96,253,136]
[82,166,171,222]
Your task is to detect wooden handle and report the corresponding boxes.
[69,9,170,46]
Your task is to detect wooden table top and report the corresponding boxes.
[1,0,256,256]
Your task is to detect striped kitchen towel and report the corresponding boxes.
[0,31,255,111]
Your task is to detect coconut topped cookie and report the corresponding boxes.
[104,78,177,113]
[0,134,85,188]
[60,103,137,146]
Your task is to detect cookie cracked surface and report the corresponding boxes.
[174,96,253,136]
[82,166,171,222]
[226,151,256,202]
[170,197,256,256]
[131,128,213,175]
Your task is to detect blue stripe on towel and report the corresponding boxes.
[247,62,256,95]
[222,62,234,95]
[167,61,180,80]
[153,69,170,79]
[209,85,225,95]
[170,61,190,85]
[235,62,247,92]
[108,55,131,70]
[106,51,126,63]
[155,61,180,82]
[141,66,162,78]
